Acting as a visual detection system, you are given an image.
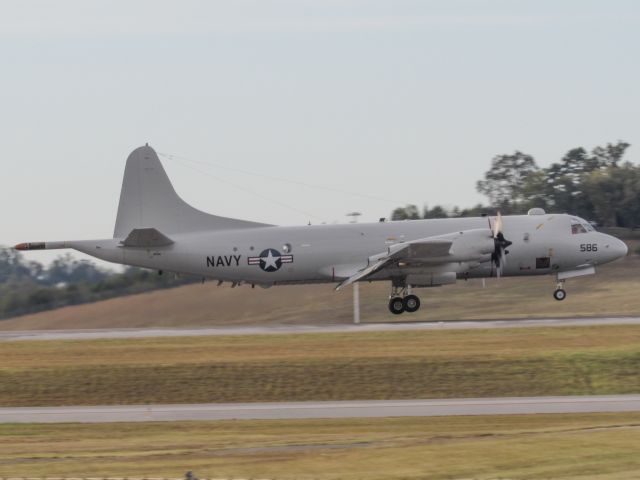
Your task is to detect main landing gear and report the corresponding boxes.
[553,280,567,301]
[388,285,421,315]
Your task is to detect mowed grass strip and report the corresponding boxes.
[2,413,640,478]
[3,355,640,406]
[1,325,640,406]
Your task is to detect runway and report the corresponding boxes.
[1,316,640,341]
[2,395,640,423]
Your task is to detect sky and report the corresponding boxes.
[2,0,640,265]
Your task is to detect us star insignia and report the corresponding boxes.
[248,248,293,272]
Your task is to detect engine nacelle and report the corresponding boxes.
[448,229,495,262]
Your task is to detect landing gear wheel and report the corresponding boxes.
[553,289,567,301]
[403,294,421,313]
[388,296,405,315]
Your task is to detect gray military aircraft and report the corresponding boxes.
[16,145,628,314]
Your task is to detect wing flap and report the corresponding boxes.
[389,240,452,260]
[335,257,390,290]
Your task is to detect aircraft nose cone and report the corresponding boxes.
[616,238,629,258]
[602,236,628,262]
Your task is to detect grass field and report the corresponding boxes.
[2,413,640,478]
[2,325,640,406]
[0,250,638,331]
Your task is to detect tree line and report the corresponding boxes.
[0,249,197,320]
[392,141,640,228]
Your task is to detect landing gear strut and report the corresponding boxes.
[388,284,421,315]
[553,280,567,301]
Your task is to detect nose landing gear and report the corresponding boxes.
[388,284,421,314]
[553,281,567,301]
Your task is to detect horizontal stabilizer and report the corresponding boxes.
[121,228,174,248]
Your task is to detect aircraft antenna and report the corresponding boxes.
[346,212,362,223]
[159,152,410,206]
[163,154,327,223]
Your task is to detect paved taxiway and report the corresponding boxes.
[2,396,640,423]
[2,316,640,341]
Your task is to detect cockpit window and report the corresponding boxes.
[572,223,587,234]
[571,217,593,234]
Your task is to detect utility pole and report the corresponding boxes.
[353,281,360,324]
[346,211,362,324]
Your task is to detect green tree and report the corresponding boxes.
[519,170,551,210]
[391,204,421,220]
[542,141,631,220]
[543,148,600,218]
[458,203,491,217]
[591,141,630,167]
[476,151,539,212]
[423,205,449,219]
[0,249,36,283]
[583,163,640,227]
[45,254,108,285]
[0,247,199,320]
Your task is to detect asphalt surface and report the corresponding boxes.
[1,316,640,341]
[2,396,640,423]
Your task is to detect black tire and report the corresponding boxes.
[553,289,567,301]
[403,294,421,313]
[388,297,405,315]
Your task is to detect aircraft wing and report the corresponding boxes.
[335,238,453,290]
[335,228,496,290]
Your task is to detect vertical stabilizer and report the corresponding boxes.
[113,145,271,238]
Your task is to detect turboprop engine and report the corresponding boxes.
[445,229,497,263]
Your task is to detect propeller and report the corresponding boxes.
[491,212,512,277]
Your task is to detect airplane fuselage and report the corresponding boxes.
[65,213,626,287]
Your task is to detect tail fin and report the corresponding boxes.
[113,145,271,238]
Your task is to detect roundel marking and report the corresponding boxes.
[259,248,282,272]
[247,248,294,272]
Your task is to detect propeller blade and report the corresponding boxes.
[490,212,511,277]
[493,211,503,238]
